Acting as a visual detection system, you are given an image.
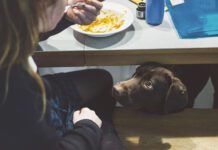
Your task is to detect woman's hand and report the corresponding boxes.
[66,0,103,25]
[73,107,102,128]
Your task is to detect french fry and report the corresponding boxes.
[79,10,125,33]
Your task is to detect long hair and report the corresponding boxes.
[0,0,57,120]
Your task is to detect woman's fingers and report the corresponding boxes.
[81,107,90,113]
[73,107,102,128]
[66,8,82,24]
[74,9,93,24]
[73,110,80,119]
[86,0,103,10]
[66,0,102,25]
[83,4,99,16]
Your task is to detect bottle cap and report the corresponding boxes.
[138,2,145,7]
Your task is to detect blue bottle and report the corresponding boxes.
[146,0,165,25]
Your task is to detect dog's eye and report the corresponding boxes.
[143,81,153,90]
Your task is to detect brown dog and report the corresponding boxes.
[112,62,188,114]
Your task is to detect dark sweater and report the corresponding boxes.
[0,65,102,150]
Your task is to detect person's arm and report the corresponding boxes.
[57,120,102,150]
[43,119,102,150]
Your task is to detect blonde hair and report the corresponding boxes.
[0,0,57,120]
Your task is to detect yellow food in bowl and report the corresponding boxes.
[79,10,125,33]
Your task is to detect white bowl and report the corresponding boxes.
[71,2,134,37]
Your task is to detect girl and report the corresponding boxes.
[0,0,123,150]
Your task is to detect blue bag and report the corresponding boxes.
[166,0,218,38]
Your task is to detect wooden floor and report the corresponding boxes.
[114,108,218,150]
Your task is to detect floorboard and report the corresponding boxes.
[114,108,218,150]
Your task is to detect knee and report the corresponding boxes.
[92,69,113,89]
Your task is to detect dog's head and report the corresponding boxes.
[112,62,188,114]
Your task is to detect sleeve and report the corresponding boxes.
[44,120,102,150]
[57,120,102,150]
[39,13,74,41]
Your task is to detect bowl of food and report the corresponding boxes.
[71,2,134,37]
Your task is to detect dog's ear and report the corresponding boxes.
[133,65,149,77]
[163,77,188,114]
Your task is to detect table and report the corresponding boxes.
[35,0,218,67]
